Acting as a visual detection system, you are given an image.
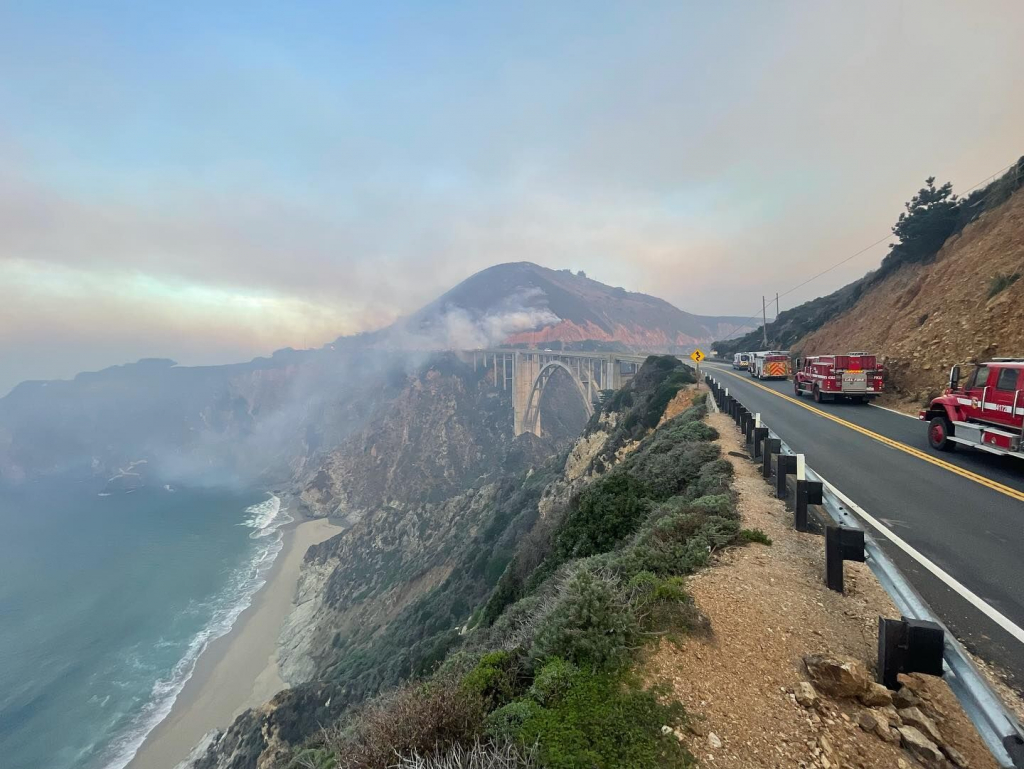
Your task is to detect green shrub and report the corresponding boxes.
[504,669,692,769]
[988,271,1021,298]
[738,528,772,546]
[461,651,521,708]
[555,472,650,560]
[531,567,639,671]
[485,699,544,743]
[528,657,578,705]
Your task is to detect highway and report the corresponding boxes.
[701,361,1024,696]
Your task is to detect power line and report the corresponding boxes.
[714,160,1020,343]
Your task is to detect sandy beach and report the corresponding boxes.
[127,515,340,769]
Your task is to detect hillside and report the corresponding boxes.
[714,156,1024,363]
[798,184,1024,403]
[397,262,747,351]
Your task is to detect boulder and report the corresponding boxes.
[893,686,921,709]
[859,682,894,707]
[898,725,945,766]
[708,732,723,749]
[803,654,872,698]
[898,706,943,745]
[941,744,969,768]
[795,681,819,708]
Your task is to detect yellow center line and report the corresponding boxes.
[708,366,1024,503]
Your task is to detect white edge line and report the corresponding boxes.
[870,403,919,420]
[814,471,1024,646]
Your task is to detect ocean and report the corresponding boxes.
[0,480,291,769]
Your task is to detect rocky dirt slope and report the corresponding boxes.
[796,188,1024,409]
[648,409,999,769]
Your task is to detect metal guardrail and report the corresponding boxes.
[698,369,1024,768]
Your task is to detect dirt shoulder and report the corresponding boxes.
[644,409,998,769]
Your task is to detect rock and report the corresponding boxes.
[941,744,969,768]
[899,725,945,765]
[661,725,673,735]
[795,681,819,708]
[898,760,910,769]
[859,712,880,732]
[898,706,943,744]
[708,732,723,749]
[859,682,894,707]
[804,654,872,698]
[686,720,708,737]
[820,736,834,756]
[893,686,921,709]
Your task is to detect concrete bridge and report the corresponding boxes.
[469,348,652,437]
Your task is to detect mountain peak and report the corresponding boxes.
[402,261,745,351]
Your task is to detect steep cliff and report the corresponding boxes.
[181,356,705,769]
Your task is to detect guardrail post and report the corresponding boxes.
[775,453,796,499]
[745,412,756,445]
[877,617,945,689]
[795,468,822,534]
[825,525,865,592]
[763,438,780,479]
[753,427,768,458]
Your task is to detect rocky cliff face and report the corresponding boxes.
[796,186,1024,405]
[181,355,694,769]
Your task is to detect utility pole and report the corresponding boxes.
[762,296,769,348]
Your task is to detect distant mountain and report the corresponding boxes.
[388,262,748,351]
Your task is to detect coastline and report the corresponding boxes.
[126,514,341,769]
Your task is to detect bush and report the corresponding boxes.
[555,472,650,560]
[329,674,488,769]
[738,528,772,546]
[461,651,522,708]
[530,567,639,671]
[528,657,578,705]
[988,271,1020,298]
[502,669,692,769]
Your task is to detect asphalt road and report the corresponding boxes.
[700,361,1024,696]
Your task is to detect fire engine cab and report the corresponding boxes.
[920,358,1024,459]
[793,353,884,404]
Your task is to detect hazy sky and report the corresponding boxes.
[2,1,1023,394]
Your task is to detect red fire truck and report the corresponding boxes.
[793,353,884,403]
[919,359,1024,459]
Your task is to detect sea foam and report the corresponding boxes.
[100,494,292,769]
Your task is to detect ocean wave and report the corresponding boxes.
[99,494,293,769]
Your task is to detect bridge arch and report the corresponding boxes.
[521,360,594,438]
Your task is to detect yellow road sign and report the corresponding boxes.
[690,349,705,362]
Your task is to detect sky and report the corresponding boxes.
[2,1,1023,394]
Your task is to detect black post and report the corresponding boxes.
[877,617,945,689]
[745,414,756,445]
[825,525,866,593]
[794,479,822,532]
[775,453,797,499]
[763,438,780,478]
[752,426,768,458]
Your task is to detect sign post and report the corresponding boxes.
[690,349,705,389]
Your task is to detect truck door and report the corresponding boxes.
[961,365,993,423]
[989,367,1023,428]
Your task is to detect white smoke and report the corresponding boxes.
[386,288,560,350]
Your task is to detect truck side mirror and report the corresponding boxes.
[949,365,961,390]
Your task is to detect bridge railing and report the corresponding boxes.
[697,367,1024,768]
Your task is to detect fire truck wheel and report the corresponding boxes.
[852,396,867,404]
[928,416,956,452]
[813,385,824,403]
[794,380,802,397]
